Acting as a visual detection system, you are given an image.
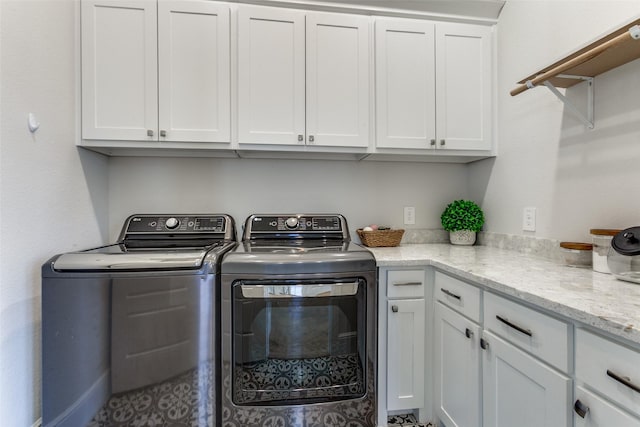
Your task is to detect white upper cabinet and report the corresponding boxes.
[306,13,370,148]
[375,18,436,150]
[158,1,230,142]
[237,6,370,148]
[374,18,493,152]
[82,0,158,141]
[237,7,306,146]
[82,0,230,143]
[435,23,493,151]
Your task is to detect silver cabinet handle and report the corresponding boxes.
[496,315,533,337]
[391,305,398,313]
[430,139,436,146]
[574,399,589,418]
[160,130,167,137]
[607,369,640,393]
[480,338,489,350]
[441,288,461,300]
[440,139,446,146]
[393,281,422,287]
[147,129,154,137]
[298,134,304,142]
[308,135,315,143]
[465,328,473,339]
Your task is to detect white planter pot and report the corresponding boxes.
[449,230,477,246]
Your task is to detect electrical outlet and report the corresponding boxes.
[523,207,536,231]
[404,207,415,225]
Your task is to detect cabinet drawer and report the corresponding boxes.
[386,269,425,299]
[484,292,570,372]
[575,386,640,427]
[434,271,480,322]
[576,329,640,418]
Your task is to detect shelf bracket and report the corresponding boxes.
[530,74,594,129]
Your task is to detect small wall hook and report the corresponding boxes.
[28,113,40,133]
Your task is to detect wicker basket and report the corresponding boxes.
[357,229,404,247]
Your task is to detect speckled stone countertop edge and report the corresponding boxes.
[367,243,640,347]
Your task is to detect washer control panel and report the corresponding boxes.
[125,215,227,233]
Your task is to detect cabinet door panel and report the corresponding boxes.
[435,303,481,427]
[387,299,425,410]
[483,331,571,427]
[158,1,230,142]
[82,0,157,140]
[306,14,370,147]
[375,18,436,149]
[435,23,492,150]
[576,328,640,418]
[238,7,305,145]
[575,386,640,427]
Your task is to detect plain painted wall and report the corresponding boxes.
[470,0,640,240]
[108,157,469,240]
[0,1,109,425]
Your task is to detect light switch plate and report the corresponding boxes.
[404,207,415,225]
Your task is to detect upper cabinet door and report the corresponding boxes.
[375,18,436,150]
[306,13,370,148]
[158,1,230,143]
[81,0,158,141]
[237,6,306,145]
[435,23,493,151]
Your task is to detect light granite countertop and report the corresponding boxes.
[367,244,640,346]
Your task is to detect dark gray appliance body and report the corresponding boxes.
[42,214,236,427]
[221,214,377,427]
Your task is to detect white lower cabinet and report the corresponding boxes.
[574,328,640,426]
[434,302,481,427]
[378,268,429,426]
[574,386,640,427]
[482,331,572,427]
[432,272,572,427]
[387,298,426,410]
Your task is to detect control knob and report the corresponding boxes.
[285,217,299,229]
[165,217,180,229]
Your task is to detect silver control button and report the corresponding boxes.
[165,217,179,229]
[285,217,299,229]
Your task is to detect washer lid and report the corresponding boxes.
[52,245,210,271]
[611,227,640,256]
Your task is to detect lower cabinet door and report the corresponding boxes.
[574,386,640,427]
[482,331,571,427]
[387,298,425,410]
[434,302,481,427]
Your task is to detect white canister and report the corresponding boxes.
[590,229,620,273]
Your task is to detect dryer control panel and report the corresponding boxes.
[243,214,349,241]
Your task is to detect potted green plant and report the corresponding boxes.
[441,199,485,245]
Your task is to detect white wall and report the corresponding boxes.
[470,0,640,241]
[0,1,109,425]
[108,157,468,240]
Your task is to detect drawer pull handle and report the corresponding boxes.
[496,315,533,337]
[391,305,399,313]
[393,281,422,287]
[441,288,461,300]
[573,399,589,418]
[607,369,640,393]
[480,338,489,350]
[465,328,473,339]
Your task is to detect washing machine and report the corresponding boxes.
[41,214,236,427]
